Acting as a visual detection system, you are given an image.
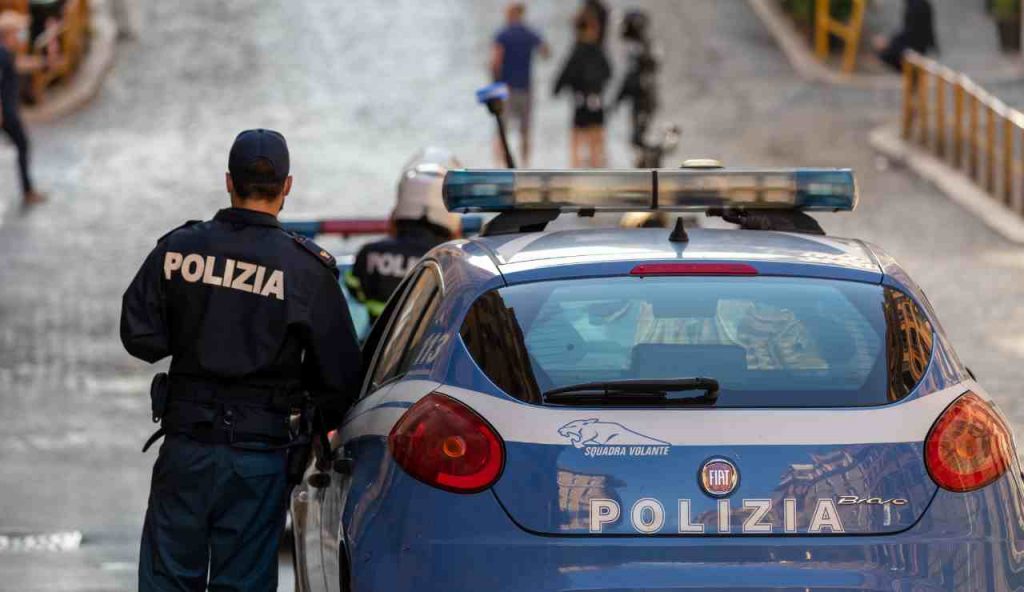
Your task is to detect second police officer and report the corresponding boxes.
[345,147,462,322]
[120,129,361,591]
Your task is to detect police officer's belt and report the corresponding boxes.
[143,373,301,452]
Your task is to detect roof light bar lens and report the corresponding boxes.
[443,169,857,213]
[658,169,856,210]
[443,170,651,212]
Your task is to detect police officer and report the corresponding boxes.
[345,147,461,321]
[120,129,361,591]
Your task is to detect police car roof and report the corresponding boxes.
[462,227,884,283]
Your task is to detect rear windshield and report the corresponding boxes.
[460,276,933,408]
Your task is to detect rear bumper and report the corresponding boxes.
[346,470,1024,591]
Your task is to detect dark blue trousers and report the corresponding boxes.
[138,434,288,591]
[2,114,33,195]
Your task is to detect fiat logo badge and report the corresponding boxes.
[699,457,739,498]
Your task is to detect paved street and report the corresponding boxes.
[0,1,1023,590]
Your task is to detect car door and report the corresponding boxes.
[320,263,445,592]
[294,267,418,592]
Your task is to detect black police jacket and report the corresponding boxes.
[344,225,447,319]
[120,207,362,419]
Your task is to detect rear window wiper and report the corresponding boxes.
[543,378,720,406]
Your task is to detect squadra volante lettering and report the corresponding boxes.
[163,252,285,301]
[589,498,846,534]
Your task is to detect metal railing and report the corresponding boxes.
[902,51,1024,217]
[814,0,866,74]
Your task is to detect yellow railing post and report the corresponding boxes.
[935,73,946,158]
[841,0,866,74]
[902,58,915,140]
[986,101,997,193]
[815,0,830,60]
[917,68,929,147]
[1003,114,1014,206]
[1019,122,1024,215]
[952,77,964,169]
[968,90,979,182]
[814,0,866,73]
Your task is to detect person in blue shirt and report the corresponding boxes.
[491,3,548,167]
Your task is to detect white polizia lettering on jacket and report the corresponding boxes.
[589,498,845,535]
[164,251,285,301]
[366,252,416,278]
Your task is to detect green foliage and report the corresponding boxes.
[993,0,1021,20]
[781,0,814,22]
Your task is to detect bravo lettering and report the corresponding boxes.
[589,498,846,534]
[164,251,285,301]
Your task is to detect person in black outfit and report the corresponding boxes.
[874,0,938,71]
[554,11,612,167]
[0,12,44,205]
[121,129,361,591]
[615,9,659,153]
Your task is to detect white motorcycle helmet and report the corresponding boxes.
[393,147,462,238]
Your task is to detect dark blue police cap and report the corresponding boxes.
[228,129,290,183]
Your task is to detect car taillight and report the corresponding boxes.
[925,392,1014,492]
[388,393,504,493]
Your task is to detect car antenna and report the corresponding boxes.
[668,216,689,243]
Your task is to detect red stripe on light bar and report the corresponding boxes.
[630,263,759,276]
[320,219,391,236]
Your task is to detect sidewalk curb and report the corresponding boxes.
[869,124,1024,244]
[22,0,118,124]
[747,0,1024,89]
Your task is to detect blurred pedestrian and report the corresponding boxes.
[554,11,612,168]
[0,11,44,205]
[492,2,549,167]
[121,129,361,591]
[873,0,937,72]
[615,9,659,152]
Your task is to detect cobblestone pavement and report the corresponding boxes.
[0,1,1022,590]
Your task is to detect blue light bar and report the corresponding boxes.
[442,169,857,213]
[281,216,485,239]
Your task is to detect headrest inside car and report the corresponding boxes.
[651,296,720,318]
[631,343,748,380]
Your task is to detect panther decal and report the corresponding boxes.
[557,419,670,449]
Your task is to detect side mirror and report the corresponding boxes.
[333,457,354,475]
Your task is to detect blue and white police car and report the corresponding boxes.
[292,167,1024,591]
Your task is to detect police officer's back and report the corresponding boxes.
[345,147,462,321]
[121,129,360,591]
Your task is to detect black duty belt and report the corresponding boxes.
[143,373,304,452]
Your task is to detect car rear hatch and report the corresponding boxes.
[456,273,949,536]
